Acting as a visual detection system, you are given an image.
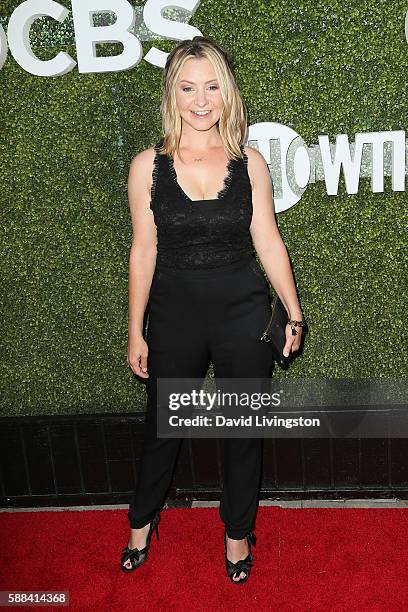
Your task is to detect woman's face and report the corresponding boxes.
[174,56,224,132]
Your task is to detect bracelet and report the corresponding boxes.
[287,319,306,336]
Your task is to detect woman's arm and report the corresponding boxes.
[246,146,304,355]
[127,147,158,376]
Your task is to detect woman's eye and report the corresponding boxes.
[182,87,193,92]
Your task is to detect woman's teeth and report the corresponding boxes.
[192,111,211,117]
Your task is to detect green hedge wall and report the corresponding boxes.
[1,1,407,416]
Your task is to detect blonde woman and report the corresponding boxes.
[121,36,304,583]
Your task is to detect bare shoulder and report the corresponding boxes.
[242,145,269,190]
[243,145,267,168]
[128,146,156,186]
[127,146,158,217]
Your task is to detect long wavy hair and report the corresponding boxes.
[157,36,248,162]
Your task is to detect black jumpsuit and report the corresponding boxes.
[128,138,274,539]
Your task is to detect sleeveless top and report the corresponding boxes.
[150,137,255,269]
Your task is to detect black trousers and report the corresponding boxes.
[128,256,274,539]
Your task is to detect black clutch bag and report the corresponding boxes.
[260,294,291,367]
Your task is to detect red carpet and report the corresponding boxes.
[1,506,408,611]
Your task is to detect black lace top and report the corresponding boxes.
[150,137,255,269]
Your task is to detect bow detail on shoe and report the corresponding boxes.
[121,545,147,569]
[224,529,257,583]
[120,512,161,573]
[226,555,253,581]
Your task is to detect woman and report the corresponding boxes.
[121,36,305,583]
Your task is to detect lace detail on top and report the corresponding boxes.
[150,138,255,269]
[167,151,236,203]
[241,145,248,169]
[150,142,161,202]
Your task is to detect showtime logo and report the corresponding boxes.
[248,124,406,212]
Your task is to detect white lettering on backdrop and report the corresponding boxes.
[248,124,406,212]
[1,2,407,74]
[0,0,202,75]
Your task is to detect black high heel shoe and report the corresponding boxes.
[224,528,256,584]
[120,512,160,573]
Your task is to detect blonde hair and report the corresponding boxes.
[157,36,248,162]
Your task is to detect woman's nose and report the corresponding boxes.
[195,89,208,105]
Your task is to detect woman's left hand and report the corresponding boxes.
[283,323,303,357]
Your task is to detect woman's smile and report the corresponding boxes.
[191,110,212,118]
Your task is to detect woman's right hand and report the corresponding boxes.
[127,335,149,378]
